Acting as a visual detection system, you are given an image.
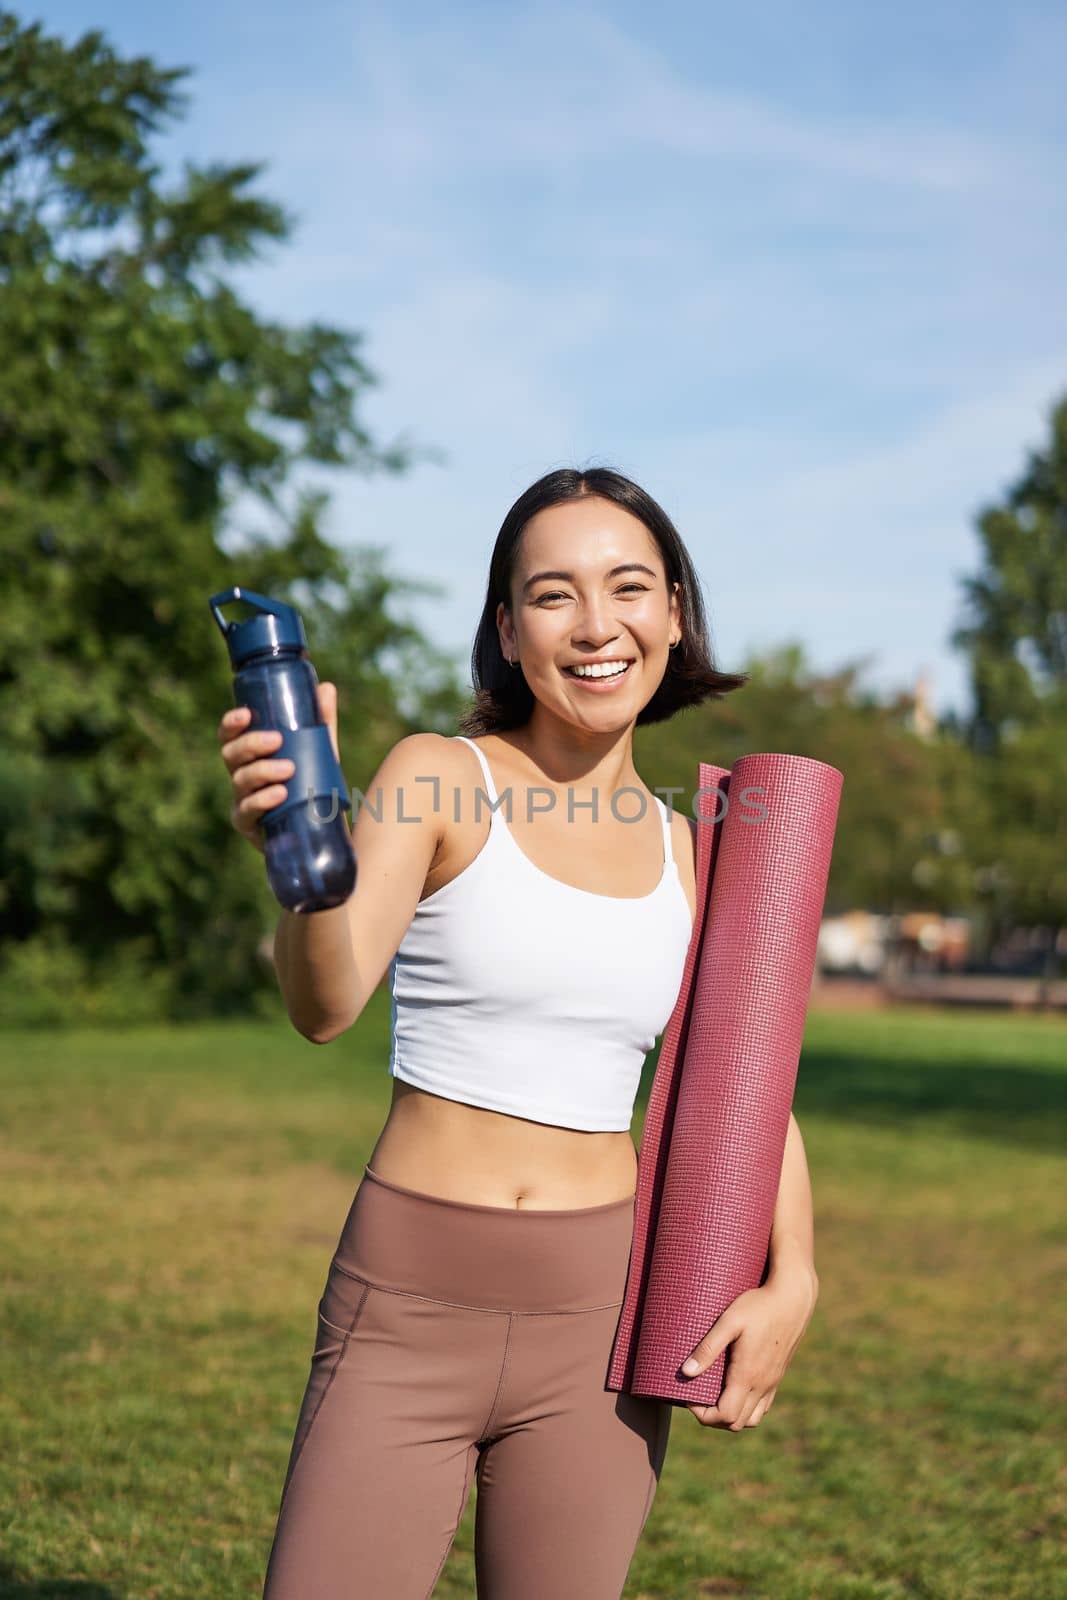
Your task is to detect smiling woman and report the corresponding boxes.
[460,466,748,735]
[239,465,775,1599]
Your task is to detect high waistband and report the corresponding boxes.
[326,1164,637,1313]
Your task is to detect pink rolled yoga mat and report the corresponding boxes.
[607,752,843,1408]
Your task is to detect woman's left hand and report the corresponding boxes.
[680,1267,819,1430]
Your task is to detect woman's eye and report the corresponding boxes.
[534,585,648,605]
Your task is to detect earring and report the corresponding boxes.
[669,637,682,650]
[507,655,520,669]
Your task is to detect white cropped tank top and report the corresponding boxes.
[387,735,694,1132]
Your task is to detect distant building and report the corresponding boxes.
[817,911,890,975]
[817,908,973,977]
[907,667,937,740]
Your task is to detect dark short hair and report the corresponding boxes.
[457,465,749,735]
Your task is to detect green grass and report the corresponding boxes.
[1,994,1064,1599]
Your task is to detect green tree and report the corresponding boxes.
[636,640,972,920]
[951,392,1067,999]
[953,392,1067,745]
[0,13,465,1024]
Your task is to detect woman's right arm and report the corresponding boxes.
[218,686,447,1044]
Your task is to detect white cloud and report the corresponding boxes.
[250,7,1013,195]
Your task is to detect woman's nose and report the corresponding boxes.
[574,602,620,644]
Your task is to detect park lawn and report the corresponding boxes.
[0,996,1063,1600]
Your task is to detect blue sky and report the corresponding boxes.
[35,0,1067,716]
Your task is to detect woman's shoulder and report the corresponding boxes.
[360,732,470,828]
[374,730,462,785]
[364,733,485,883]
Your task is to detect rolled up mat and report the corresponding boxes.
[607,752,843,1408]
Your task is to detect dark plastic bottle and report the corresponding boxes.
[209,586,357,913]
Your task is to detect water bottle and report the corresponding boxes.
[209,586,357,913]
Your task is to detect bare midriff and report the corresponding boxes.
[361,739,696,1213]
[365,1078,639,1211]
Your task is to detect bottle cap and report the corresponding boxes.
[208,587,308,666]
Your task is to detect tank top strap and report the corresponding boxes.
[453,735,500,812]
[655,795,674,866]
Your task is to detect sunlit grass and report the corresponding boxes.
[1,994,1063,1598]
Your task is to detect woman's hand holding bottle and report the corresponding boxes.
[217,682,341,856]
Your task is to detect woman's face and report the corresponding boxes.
[496,495,682,732]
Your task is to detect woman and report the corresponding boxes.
[218,467,820,1599]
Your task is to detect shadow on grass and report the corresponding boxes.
[790,1046,1064,1151]
[637,1024,1067,1154]
[0,1559,118,1598]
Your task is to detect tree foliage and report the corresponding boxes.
[951,392,1067,984]
[0,13,464,1023]
[953,392,1067,744]
[636,640,969,918]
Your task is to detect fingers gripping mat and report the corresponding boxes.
[607,753,843,1407]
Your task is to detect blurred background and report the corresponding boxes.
[1,5,1063,1598]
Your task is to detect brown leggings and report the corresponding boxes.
[261,1163,671,1599]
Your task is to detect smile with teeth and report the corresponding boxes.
[564,660,633,679]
